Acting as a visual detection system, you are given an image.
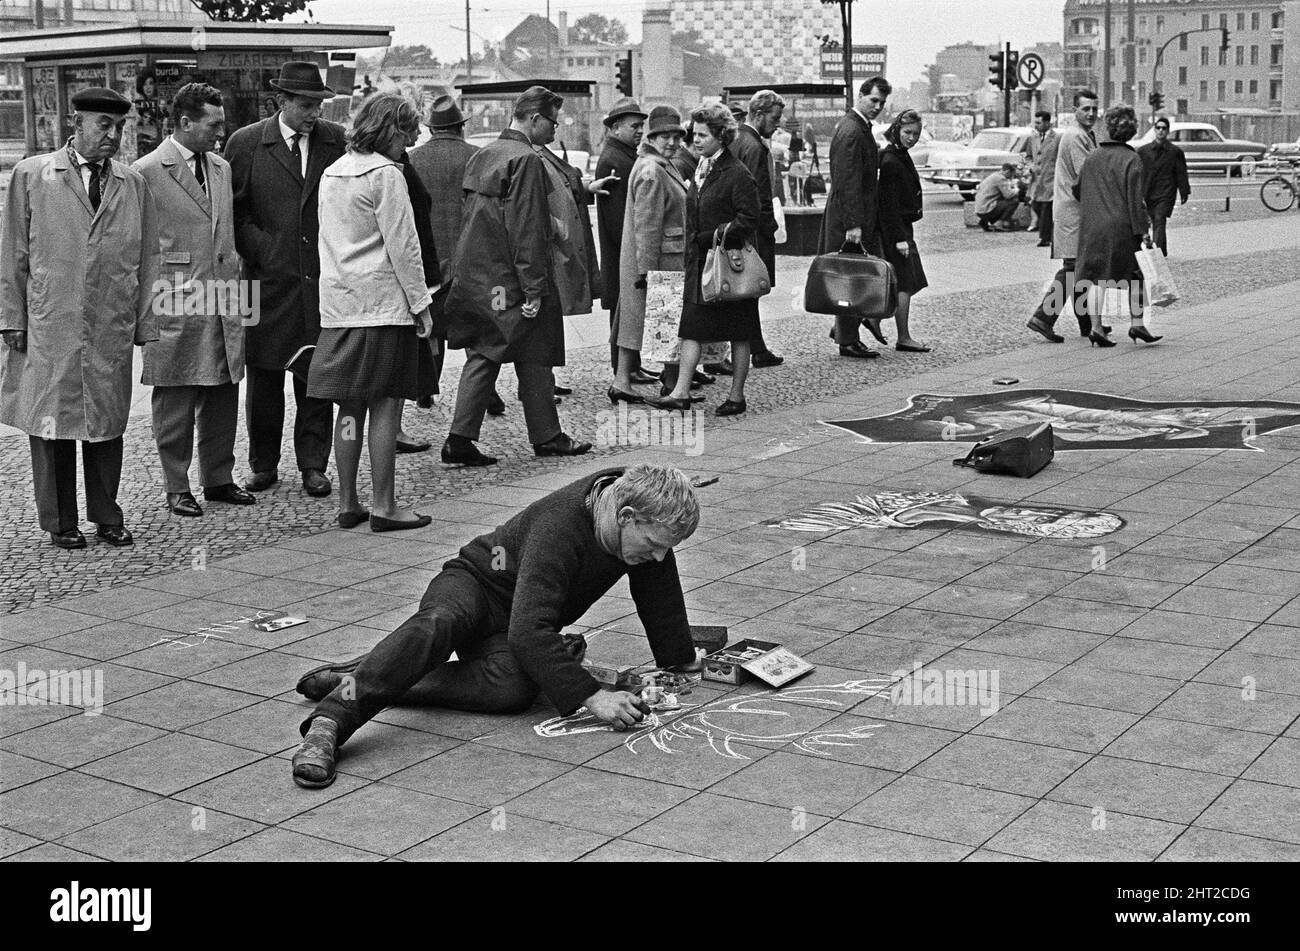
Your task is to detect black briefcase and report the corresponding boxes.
[953,422,1054,477]
[804,242,898,321]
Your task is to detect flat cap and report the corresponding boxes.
[70,86,131,116]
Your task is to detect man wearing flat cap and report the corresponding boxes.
[224,62,346,499]
[1,87,159,549]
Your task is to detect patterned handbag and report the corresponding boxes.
[701,223,771,303]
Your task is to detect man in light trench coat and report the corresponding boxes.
[0,87,159,549]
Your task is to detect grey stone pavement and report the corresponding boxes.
[2,193,1300,862]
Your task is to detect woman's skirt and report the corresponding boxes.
[884,240,929,296]
[306,324,421,402]
[677,297,761,344]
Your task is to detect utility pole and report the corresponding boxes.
[1125,0,1136,106]
[1102,0,1112,107]
[546,0,552,69]
[466,0,473,81]
[1004,42,1013,127]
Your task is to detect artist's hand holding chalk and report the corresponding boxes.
[585,690,647,731]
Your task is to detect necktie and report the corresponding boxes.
[193,153,206,192]
[290,133,303,178]
[87,161,102,212]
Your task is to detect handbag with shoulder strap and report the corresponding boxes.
[701,223,771,303]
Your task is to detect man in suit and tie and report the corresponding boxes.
[133,83,256,517]
[224,62,346,498]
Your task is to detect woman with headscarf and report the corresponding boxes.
[1074,104,1157,347]
[878,110,930,353]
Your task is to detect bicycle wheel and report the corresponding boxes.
[1260,177,1297,212]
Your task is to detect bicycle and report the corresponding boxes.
[1259,160,1299,212]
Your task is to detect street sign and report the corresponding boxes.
[819,45,887,80]
[1017,52,1045,90]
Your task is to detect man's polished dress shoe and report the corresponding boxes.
[95,524,134,547]
[395,438,432,453]
[167,491,203,517]
[706,359,734,376]
[204,483,256,505]
[296,656,366,701]
[1026,317,1065,343]
[301,469,332,497]
[534,433,593,457]
[441,436,498,467]
[630,369,661,386]
[244,470,278,492]
[751,350,784,368]
[486,392,506,416]
[49,529,86,550]
[839,342,880,359]
[715,399,746,416]
[692,369,716,385]
[553,383,573,396]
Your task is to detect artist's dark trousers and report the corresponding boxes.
[1148,198,1173,257]
[450,350,560,445]
[1033,200,1053,243]
[979,197,1019,228]
[152,382,238,494]
[29,436,124,533]
[245,366,332,476]
[304,568,582,746]
[1032,257,1090,335]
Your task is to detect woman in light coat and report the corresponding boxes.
[610,106,689,402]
[306,93,434,532]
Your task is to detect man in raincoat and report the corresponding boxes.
[0,87,159,549]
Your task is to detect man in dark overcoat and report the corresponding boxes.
[595,98,647,373]
[817,75,892,359]
[441,86,592,465]
[223,62,345,498]
[1137,116,1191,257]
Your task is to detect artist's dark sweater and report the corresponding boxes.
[444,468,695,715]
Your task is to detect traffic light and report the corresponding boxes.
[988,50,1005,90]
[1148,91,1165,111]
[615,52,633,97]
[1220,28,1230,52]
[1005,49,1020,90]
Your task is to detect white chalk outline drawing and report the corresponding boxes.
[534,679,892,760]
[150,609,282,650]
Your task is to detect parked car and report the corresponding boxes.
[1264,134,1300,166]
[923,126,1036,199]
[1133,122,1268,176]
[873,125,958,169]
[466,131,590,175]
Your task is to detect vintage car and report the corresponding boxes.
[1264,135,1300,166]
[922,126,1037,199]
[466,132,592,174]
[1132,122,1268,176]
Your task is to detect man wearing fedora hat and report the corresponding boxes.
[224,62,346,500]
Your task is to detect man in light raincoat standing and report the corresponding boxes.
[0,87,159,549]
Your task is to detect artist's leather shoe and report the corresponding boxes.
[486,392,506,416]
[301,469,332,497]
[296,656,366,701]
[441,436,498,467]
[95,524,134,547]
[49,529,86,550]
[166,491,203,517]
[292,720,339,789]
[534,433,593,457]
[203,483,256,505]
[244,470,279,492]
[751,350,784,368]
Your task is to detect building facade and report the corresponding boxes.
[1063,0,1298,113]
[668,0,839,83]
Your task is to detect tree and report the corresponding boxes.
[571,14,628,45]
[191,1,310,20]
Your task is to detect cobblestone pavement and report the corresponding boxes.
[2,210,1300,863]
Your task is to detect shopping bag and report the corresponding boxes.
[641,271,686,364]
[773,197,787,245]
[1136,244,1179,307]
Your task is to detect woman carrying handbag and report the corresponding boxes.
[648,103,763,417]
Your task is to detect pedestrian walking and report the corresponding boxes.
[224,62,346,498]
[647,103,760,417]
[1137,116,1191,257]
[610,106,688,403]
[1029,110,1058,247]
[1025,89,1100,343]
[1075,104,1159,347]
[306,93,435,532]
[819,76,892,358]
[442,86,592,465]
[0,87,158,549]
[878,110,931,353]
[133,82,256,518]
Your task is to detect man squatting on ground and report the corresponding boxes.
[291,464,702,788]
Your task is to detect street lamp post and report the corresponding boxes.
[821,0,860,110]
[1151,27,1230,120]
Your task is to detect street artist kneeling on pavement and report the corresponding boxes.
[292,464,701,788]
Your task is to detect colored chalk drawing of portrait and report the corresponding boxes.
[825,391,1300,451]
[773,491,1124,540]
[535,680,893,760]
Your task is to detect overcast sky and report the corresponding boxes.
[305,0,1065,86]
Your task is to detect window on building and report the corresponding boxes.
[1219,48,1227,66]
[1236,46,1244,66]
[1179,66,1187,85]
[1235,79,1243,95]
[1250,79,1258,94]
[1272,80,1283,101]
[567,58,574,66]
[1139,16,1148,33]
[1251,45,1259,65]
[1273,12,1283,30]
[1199,80,1208,101]
[1273,45,1284,66]
[1200,45,1209,65]
[1237,13,1245,31]
[1201,13,1210,31]
[1176,98,1188,114]
[1252,12,1259,31]
[1183,35,1190,53]
[1139,81,1146,101]
[1156,15,1165,33]
[1139,46,1147,65]
[1219,14,1228,30]
[1217,80,1226,101]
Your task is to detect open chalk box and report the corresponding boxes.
[702,639,816,688]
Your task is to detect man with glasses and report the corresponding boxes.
[1026,90,1100,343]
[1138,117,1191,256]
[441,85,591,466]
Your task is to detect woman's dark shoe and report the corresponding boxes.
[607,386,645,404]
[395,438,432,453]
[337,510,370,528]
[630,369,661,386]
[861,318,888,346]
[839,342,880,359]
[1079,324,1112,338]
[534,433,593,457]
[1088,331,1117,348]
[895,342,932,353]
[716,399,747,416]
[751,350,784,368]
[706,359,735,376]
[647,394,694,411]
[370,513,433,532]
[692,369,716,385]
[1128,326,1163,344]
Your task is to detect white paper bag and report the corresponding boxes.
[773,197,787,244]
[1136,246,1179,307]
[641,271,685,364]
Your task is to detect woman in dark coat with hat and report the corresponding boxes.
[878,110,931,353]
[648,104,760,417]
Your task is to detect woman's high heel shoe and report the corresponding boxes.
[1088,331,1116,348]
[607,386,644,404]
[1128,326,1163,344]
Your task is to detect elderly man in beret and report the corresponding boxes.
[1,87,159,549]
